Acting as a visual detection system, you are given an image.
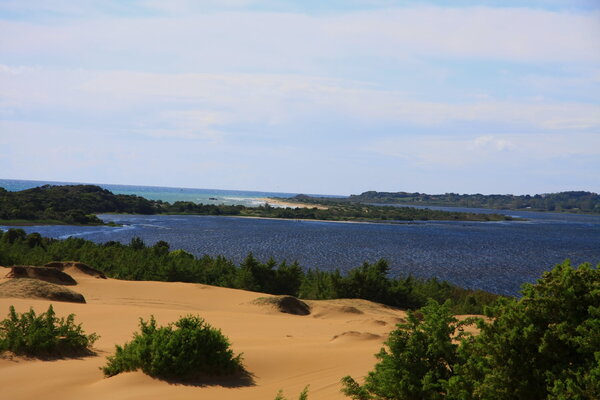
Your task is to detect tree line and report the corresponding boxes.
[0,229,498,314]
[342,190,600,213]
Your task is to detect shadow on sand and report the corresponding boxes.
[161,369,256,388]
[1,348,100,362]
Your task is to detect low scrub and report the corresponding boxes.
[275,386,310,400]
[253,296,311,315]
[0,305,98,356]
[102,315,244,380]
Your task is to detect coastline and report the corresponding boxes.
[257,197,328,210]
[0,220,120,227]
[1,214,521,229]
[224,214,377,225]
[219,214,444,226]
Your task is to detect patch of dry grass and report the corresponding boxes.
[0,279,86,303]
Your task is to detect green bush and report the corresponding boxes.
[341,300,474,400]
[448,260,600,399]
[341,261,600,400]
[0,305,98,356]
[274,386,310,400]
[102,315,244,380]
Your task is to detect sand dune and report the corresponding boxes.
[6,265,77,285]
[0,272,407,400]
[44,261,107,279]
[330,331,382,343]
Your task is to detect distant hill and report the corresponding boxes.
[346,190,600,214]
[0,184,155,224]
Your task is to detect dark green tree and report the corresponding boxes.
[152,240,170,256]
[340,260,392,304]
[129,237,146,250]
[25,232,45,248]
[448,260,600,400]
[1,228,26,244]
[342,300,474,400]
[273,261,303,296]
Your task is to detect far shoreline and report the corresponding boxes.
[256,197,329,210]
[0,219,120,227]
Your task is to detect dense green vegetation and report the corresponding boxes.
[341,260,600,399]
[251,202,514,222]
[0,304,98,357]
[0,229,498,314]
[339,190,600,214]
[0,184,516,225]
[102,315,244,380]
[341,299,467,400]
[0,184,153,224]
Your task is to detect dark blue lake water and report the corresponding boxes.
[2,211,599,296]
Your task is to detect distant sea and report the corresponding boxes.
[2,178,599,296]
[0,178,340,207]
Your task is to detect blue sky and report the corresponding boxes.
[1,1,599,195]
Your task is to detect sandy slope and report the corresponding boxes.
[0,270,408,400]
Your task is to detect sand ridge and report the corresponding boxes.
[0,278,86,303]
[5,265,77,285]
[0,271,407,400]
[44,261,107,279]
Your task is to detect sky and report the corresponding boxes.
[1,0,599,195]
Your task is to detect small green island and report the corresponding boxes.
[0,184,518,226]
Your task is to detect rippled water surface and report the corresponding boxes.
[3,210,599,296]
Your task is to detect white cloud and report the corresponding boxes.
[2,6,598,136]
[0,1,101,16]
[368,133,600,168]
[138,0,261,13]
[1,3,598,193]
[0,64,37,74]
[324,7,600,62]
[131,110,228,140]
[470,135,516,151]
[2,67,599,137]
[1,7,599,69]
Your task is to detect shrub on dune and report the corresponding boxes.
[102,315,244,380]
[341,261,600,400]
[274,386,310,400]
[0,304,98,356]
